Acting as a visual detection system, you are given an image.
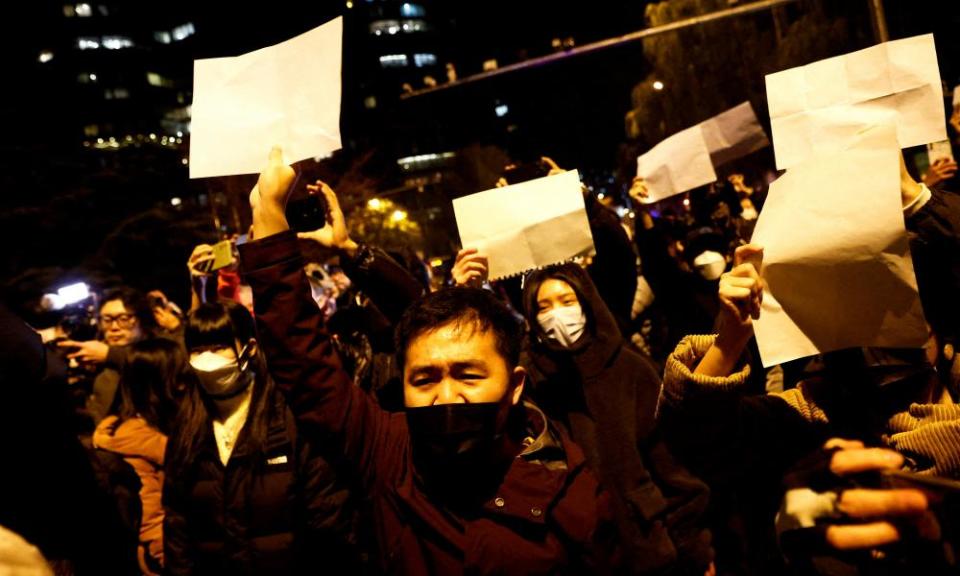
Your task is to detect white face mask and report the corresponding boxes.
[693,250,727,281]
[537,305,587,348]
[189,348,253,399]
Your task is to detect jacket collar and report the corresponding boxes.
[482,401,584,526]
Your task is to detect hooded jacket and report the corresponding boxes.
[522,264,713,574]
[93,415,166,575]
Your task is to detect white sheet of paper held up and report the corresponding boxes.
[766,34,945,170]
[636,125,717,203]
[636,102,770,203]
[453,171,595,281]
[189,17,343,179]
[750,125,928,367]
[700,101,771,167]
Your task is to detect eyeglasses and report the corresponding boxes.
[100,314,138,329]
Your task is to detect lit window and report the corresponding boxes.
[98,4,108,15]
[154,31,172,44]
[370,20,400,36]
[400,3,425,17]
[38,50,54,63]
[77,37,100,50]
[104,87,129,100]
[101,36,133,50]
[63,5,75,17]
[400,19,427,33]
[172,22,195,41]
[364,96,377,109]
[495,104,508,117]
[379,54,408,68]
[146,72,174,88]
[75,3,92,17]
[413,53,436,67]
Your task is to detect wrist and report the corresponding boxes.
[252,205,289,238]
[338,238,359,259]
[696,336,748,377]
[715,325,752,358]
[901,178,923,207]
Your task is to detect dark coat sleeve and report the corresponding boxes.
[295,424,365,572]
[659,390,826,492]
[340,244,424,325]
[906,187,960,346]
[238,231,404,490]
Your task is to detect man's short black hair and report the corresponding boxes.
[395,288,523,369]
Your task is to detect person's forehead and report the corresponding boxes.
[537,278,575,299]
[100,299,129,314]
[406,322,500,364]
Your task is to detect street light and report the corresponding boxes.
[653,80,664,91]
[368,198,383,210]
[391,210,407,222]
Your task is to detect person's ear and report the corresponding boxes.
[509,366,526,406]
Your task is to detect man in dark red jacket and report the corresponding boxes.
[238,149,617,574]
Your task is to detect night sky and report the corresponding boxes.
[2,0,959,306]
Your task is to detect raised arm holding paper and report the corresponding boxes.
[657,148,956,570]
[190,18,344,179]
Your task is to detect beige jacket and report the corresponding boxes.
[662,335,960,478]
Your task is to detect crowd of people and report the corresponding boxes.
[3,86,960,576]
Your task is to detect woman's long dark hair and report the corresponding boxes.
[168,300,278,476]
[117,338,189,435]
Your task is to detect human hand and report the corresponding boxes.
[922,158,958,188]
[451,248,489,288]
[628,177,649,203]
[823,440,931,550]
[296,180,357,255]
[188,244,216,277]
[540,156,564,176]
[58,339,110,365]
[249,146,297,239]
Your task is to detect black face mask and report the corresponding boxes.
[406,402,506,504]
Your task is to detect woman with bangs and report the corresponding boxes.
[163,300,361,575]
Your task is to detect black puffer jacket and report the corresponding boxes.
[163,388,360,575]
[522,264,713,575]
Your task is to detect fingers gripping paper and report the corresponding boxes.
[189,18,343,179]
[766,34,945,170]
[750,126,928,367]
[453,171,595,281]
